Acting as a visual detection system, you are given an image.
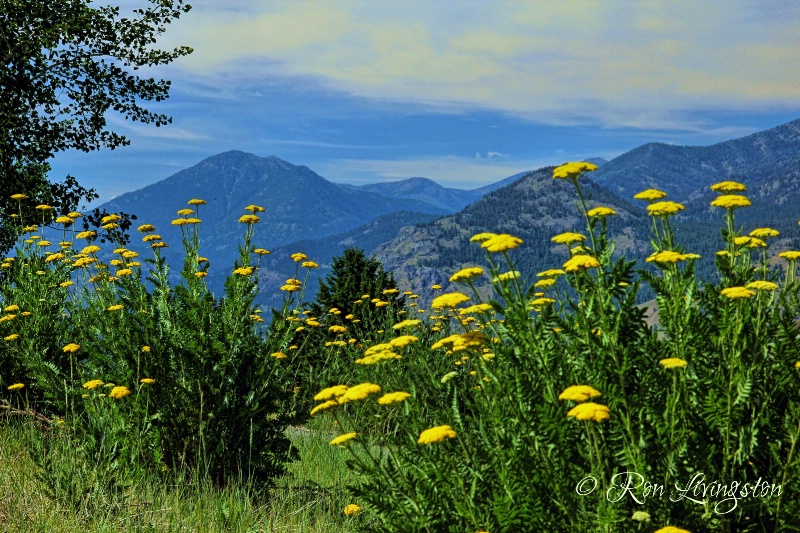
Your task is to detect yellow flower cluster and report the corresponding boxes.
[551,232,586,245]
[431,331,487,352]
[481,233,523,253]
[659,358,688,370]
[7,383,24,391]
[587,206,616,217]
[459,303,494,315]
[647,201,685,217]
[449,266,483,283]
[710,195,751,209]
[654,527,690,533]
[721,286,755,299]
[377,391,411,405]
[563,255,600,272]
[780,251,800,261]
[749,227,779,239]
[343,504,361,516]
[633,188,668,201]
[83,379,104,389]
[558,385,601,402]
[537,269,566,278]
[469,232,496,242]
[645,251,700,264]
[431,292,470,309]
[710,181,746,193]
[746,280,778,291]
[109,386,131,399]
[417,424,457,444]
[392,319,421,330]
[567,402,610,422]
[552,161,598,179]
[330,432,357,446]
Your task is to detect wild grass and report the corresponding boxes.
[0,417,360,532]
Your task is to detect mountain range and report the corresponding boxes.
[88,118,800,309]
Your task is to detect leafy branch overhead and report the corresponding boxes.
[0,0,193,253]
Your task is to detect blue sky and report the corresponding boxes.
[48,1,800,204]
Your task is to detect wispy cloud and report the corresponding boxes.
[319,155,558,190]
[160,1,800,131]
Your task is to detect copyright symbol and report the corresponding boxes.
[576,476,598,496]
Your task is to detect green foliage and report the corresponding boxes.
[0,199,302,494]
[0,0,192,254]
[308,171,800,532]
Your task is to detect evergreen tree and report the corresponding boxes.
[310,247,405,333]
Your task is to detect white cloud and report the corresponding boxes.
[158,1,800,130]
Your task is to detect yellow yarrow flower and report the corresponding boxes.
[567,402,610,422]
[459,303,494,315]
[647,201,685,216]
[646,251,698,264]
[537,269,566,278]
[481,233,523,253]
[343,504,361,517]
[244,204,265,213]
[290,253,308,262]
[633,189,668,201]
[310,400,339,416]
[530,297,556,307]
[654,527,691,533]
[551,232,586,245]
[188,198,206,205]
[746,280,778,291]
[63,343,81,353]
[721,286,755,299]
[749,228,779,239]
[7,383,24,391]
[659,358,688,369]
[563,255,600,272]
[534,278,556,288]
[107,304,124,311]
[558,385,601,402]
[4,334,20,341]
[109,386,131,399]
[432,292,470,309]
[495,271,520,282]
[10,194,28,200]
[377,391,411,405]
[314,385,349,401]
[238,214,260,224]
[233,266,254,276]
[329,325,347,334]
[140,378,155,384]
[301,261,319,268]
[587,206,616,217]
[449,266,483,283]
[392,319,421,330]
[779,251,800,261]
[418,424,457,444]
[389,335,418,348]
[710,195,751,209]
[137,224,156,233]
[469,232,497,243]
[330,432,358,446]
[339,382,381,403]
[710,181,746,193]
[552,161,598,179]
